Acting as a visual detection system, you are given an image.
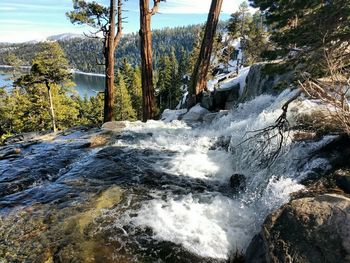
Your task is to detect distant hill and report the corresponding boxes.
[0,25,204,74]
[46,33,84,42]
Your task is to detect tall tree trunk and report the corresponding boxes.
[103,0,116,122]
[139,0,160,122]
[190,0,223,97]
[45,81,57,132]
[103,0,123,123]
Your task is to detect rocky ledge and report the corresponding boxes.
[246,193,350,263]
[242,133,350,263]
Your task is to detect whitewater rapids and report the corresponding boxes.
[98,89,332,260]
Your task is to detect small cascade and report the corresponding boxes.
[97,89,333,261]
[0,87,335,261]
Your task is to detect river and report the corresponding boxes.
[0,66,105,98]
[0,88,333,262]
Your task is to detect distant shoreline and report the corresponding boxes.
[0,65,105,77]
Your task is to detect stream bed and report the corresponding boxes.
[0,90,333,262]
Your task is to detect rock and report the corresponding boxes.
[203,113,218,124]
[225,101,235,110]
[3,131,48,145]
[230,174,246,192]
[200,91,214,110]
[210,136,231,151]
[0,148,21,160]
[246,194,350,263]
[101,121,126,131]
[161,109,188,122]
[213,83,239,110]
[89,132,112,148]
[239,62,295,103]
[292,131,317,141]
[335,169,350,194]
[182,104,210,122]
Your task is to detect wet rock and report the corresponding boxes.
[0,139,92,201]
[210,136,231,151]
[161,109,188,122]
[246,194,350,263]
[203,113,218,124]
[292,131,317,141]
[230,174,246,192]
[182,104,210,122]
[0,147,21,160]
[213,83,239,110]
[101,121,126,132]
[200,91,214,110]
[89,132,112,148]
[335,169,350,194]
[239,63,294,103]
[3,131,49,145]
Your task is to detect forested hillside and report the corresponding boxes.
[0,25,203,73]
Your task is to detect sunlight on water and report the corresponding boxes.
[99,89,332,259]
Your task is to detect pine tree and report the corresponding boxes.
[114,73,136,121]
[157,55,172,111]
[227,4,270,66]
[250,0,350,74]
[67,0,123,122]
[15,42,76,132]
[120,58,134,88]
[130,67,143,120]
[190,0,224,96]
[139,0,165,121]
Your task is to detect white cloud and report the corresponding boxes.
[0,7,17,11]
[160,0,243,14]
[0,31,46,43]
[0,19,35,25]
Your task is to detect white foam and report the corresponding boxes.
[109,89,333,259]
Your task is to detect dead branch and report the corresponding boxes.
[236,89,302,167]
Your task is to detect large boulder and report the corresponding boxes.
[182,104,210,122]
[335,170,350,194]
[161,109,188,122]
[239,62,295,103]
[213,83,240,110]
[101,121,127,132]
[230,174,246,192]
[246,194,350,263]
[200,90,214,110]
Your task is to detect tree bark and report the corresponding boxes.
[139,0,160,122]
[190,0,223,97]
[45,81,57,132]
[103,0,123,123]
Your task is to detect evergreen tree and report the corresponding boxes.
[67,0,123,122]
[120,58,134,88]
[130,67,143,120]
[114,73,136,121]
[157,55,173,111]
[15,42,76,132]
[73,94,104,126]
[227,4,270,65]
[250,0,350,74]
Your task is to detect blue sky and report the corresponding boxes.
[0,0,246,43]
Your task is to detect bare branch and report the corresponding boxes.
[113,0,123,49]
[150,0,161,15]
[236,89,302,167]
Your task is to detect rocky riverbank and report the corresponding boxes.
[244,136,350,263]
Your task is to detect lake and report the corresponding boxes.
[0,67,105,98]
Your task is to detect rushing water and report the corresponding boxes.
[0,89,333,262]
[0,67,105,97]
